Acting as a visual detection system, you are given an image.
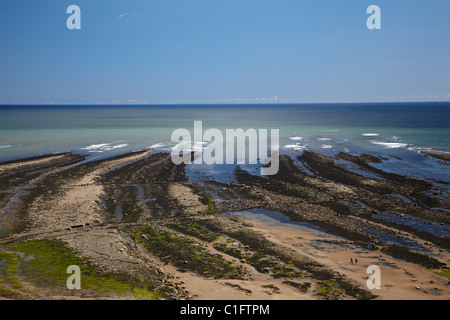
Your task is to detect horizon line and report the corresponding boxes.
[1,100,450,106]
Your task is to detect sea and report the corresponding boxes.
[0,102,449,185]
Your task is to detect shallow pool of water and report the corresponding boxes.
[376,213,450,238]
[227,208,338,239]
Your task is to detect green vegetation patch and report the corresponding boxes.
[118,198,142,222]
[213,242,309,279]
[101,185,144,223]
[7,239,163,299]
[167,221,221,243]
[262,284,281,294]
[190,187,216,215]
[0,248,25,298]
[436,267,450,280]
[380,244,446,269]
[316,280,346,299]
[224,282,252,294]
[283,280,311,293]
[129,226,244,279]
[198,193,216,215]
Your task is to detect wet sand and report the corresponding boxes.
[237,216,449,300]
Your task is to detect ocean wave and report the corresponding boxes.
[192,141,208,152]
[109,144,128,150]
[408,147,450,155]
[370,141,408,148]
[171,141,208,153]
[284,144,307,151]
[81,143,111,150]
[149,143,165,149]
[289,136,303,141]
[362,133,379,137]
[0,145,12,149]
[321,144,333,149]
[317,138,331,141]
[81,143,129,152]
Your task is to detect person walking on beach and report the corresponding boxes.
[355,258,358,264]
[350,258,353,264]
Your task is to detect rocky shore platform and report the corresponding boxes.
[0,149,448,300]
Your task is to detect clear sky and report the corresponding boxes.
[0,0,449,104]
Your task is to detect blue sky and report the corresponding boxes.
[0,0,449,104]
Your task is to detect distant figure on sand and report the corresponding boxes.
[350,258,353,264]
[355,258,358,264]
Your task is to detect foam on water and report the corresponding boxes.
[81,143,111,150]
[284,144,307,151]
[362,133,379,137]
[172,140,209,153]
[80,143,129,153]
[149,143,165,149]
[408,146,450,155]
[370,141,409,149]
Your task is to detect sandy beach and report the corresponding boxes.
[0,148,448,300]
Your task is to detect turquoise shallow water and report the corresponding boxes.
[0,102,449,182]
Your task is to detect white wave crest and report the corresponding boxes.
[81,143,110,150]
[109,144,128,150]
[362,133,379,137]
[81,143,128,152]
[370,141,408,148]
[284,144,307,151]
[408,147,450,155]
[149,143,165,149]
